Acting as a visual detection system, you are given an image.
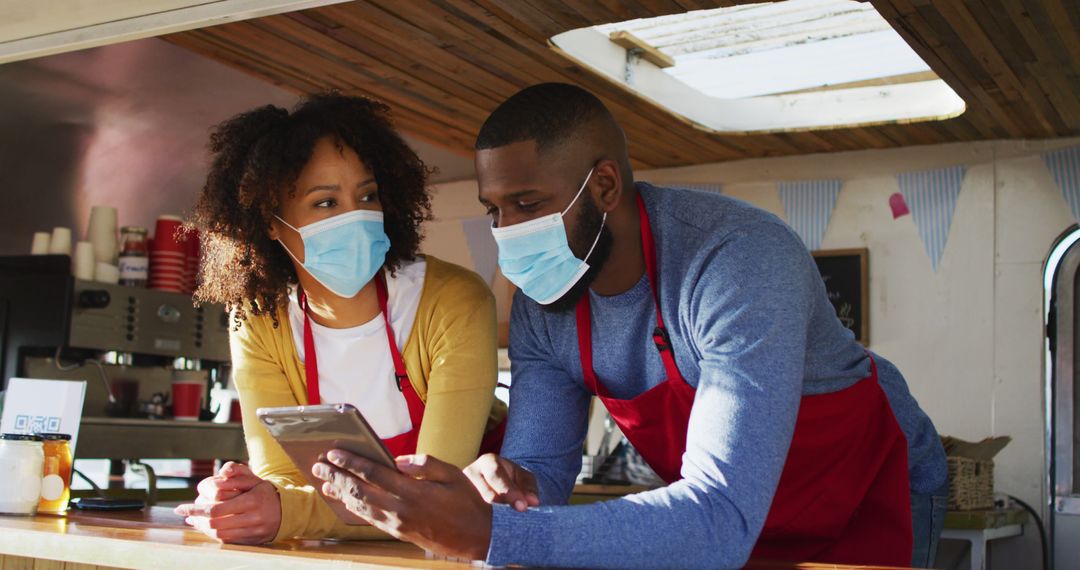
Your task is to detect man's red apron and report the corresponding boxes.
[301,273,504,457]
[574,195,912,565]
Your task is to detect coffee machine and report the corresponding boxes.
[0,255,247,497]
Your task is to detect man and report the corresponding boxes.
[312,83,949,569]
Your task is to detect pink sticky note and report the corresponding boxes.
[889,192,910,219]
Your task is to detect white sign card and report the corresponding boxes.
[0,378,87,452]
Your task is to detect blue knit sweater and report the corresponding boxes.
[486,183,947,569]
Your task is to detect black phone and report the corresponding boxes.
[70,497,146,511]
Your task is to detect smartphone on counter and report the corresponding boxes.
[70,497,146,511]
[256,403,396,525]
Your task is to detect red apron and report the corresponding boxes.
[301,273,504,457]
[574,195,912,566]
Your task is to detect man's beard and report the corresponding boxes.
[540,195,613,314]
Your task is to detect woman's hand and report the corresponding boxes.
[463,453,540,512]
[174,462,282,544]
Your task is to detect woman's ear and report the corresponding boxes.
[267,218,281,241]
[592,158,623,214]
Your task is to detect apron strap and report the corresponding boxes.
[300,276,425,427]
[576,194,686,396]
[300,290,321,405]
[637,194,682,382]
[374,273,425,426]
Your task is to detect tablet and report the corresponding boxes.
[256,403,396,525]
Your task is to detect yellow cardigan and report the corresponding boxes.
[230,256,505,541]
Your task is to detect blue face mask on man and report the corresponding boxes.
[490,168,606,305]
[275,209,390,298]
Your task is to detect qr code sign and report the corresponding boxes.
[13,414,61,433]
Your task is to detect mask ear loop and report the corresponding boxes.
[580,211,607,264]
[274,215,305,265]
[561,168,595,216]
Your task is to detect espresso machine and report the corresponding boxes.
[0,255,247,501]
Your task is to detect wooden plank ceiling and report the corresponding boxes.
[164,0,1080,170]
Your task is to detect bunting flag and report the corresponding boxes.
[896,165,967,272]
[461,216,499,286]
[1042,145,1080,223]
[674,183,723,194]
[778,179,842,250]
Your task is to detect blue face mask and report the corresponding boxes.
[491,168,606,305]
[275,210,391,298]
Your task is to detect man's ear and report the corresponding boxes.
[591,158,623,214]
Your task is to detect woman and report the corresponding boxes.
[174,93,505,544]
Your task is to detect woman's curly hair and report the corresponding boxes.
[191,93,432,326]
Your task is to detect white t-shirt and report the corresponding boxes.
[288,258,426,439]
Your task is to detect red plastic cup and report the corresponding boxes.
[228,399,242,423]
[171,379,204,421]
[153,216,186,254]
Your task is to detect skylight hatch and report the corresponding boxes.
[550,0,965,134]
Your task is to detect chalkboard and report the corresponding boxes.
[812,248,869,345]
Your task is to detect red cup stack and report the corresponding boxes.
[149,215,186,293]
[183,230,201,295]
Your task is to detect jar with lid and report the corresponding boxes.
[118,226,149,287]
[36,433,72,514]
[0,434,44,516]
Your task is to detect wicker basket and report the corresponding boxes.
[946,455,995,511]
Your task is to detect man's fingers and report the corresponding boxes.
[322,450,412,497]
[462,469,499,503]
[393,454,457,482]
[319,466,405,524]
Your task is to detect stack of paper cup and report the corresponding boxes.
[73,242,95,281]
[48,227,72,256]
[149,215,186,293]
[30,232,51,255]
[183,230,201,294]
[87,206,118,264]
[94,262,119,284]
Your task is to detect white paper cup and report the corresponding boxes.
[94,262,120,284]
[88,206,118,264]
[73,241,95,280]
[30,232,51,255]
[48,227,72,256]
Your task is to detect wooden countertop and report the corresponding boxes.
[0,507,913,569]
[0,507,469,569]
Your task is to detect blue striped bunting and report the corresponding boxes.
[778,179,842,251]
[461,216,498,286]
[897,166,967,272]
[1042,146,1080,223]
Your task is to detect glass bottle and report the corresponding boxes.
[37,433,73,514]
[118,226,149,287]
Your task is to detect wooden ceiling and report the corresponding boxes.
[164,0,1080,170]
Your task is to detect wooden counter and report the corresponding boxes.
[0,507,913,569]
[0,508,467,570]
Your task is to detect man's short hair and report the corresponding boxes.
[475,83,610,153]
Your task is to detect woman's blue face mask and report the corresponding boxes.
[490,168,606,305]
[275,209,390,298]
